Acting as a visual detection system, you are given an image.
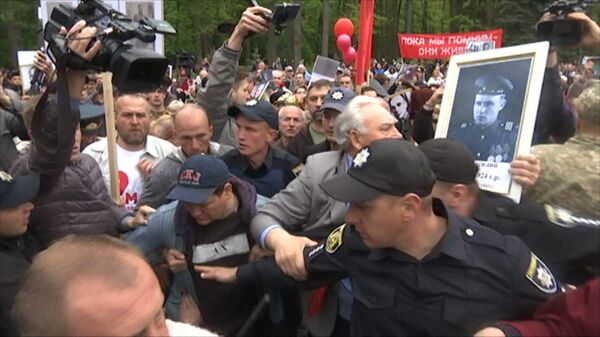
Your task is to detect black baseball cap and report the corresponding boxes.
[0,171,39,209]
[320,139,436,203]
[167,155,230,204]
[321,87,356,113]
[227,99,279,130]
[419,139,479,184]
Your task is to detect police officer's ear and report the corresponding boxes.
[267,127,278,142]
[397,194,421,221]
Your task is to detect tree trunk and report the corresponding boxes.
[395,0,403,32]
[449,0,463,32]
[266,28,277,66]
[405,0,414,33]
[486,1,496,27]
[421,0,428,33]
[321,0,330,57]
[292,0,302,66]
[194,0,204,58]
[5,2,21,68]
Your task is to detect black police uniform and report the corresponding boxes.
[450,119,518,162]
[418,138,600,285]
[237,200,558,336]
[473,190,600,285]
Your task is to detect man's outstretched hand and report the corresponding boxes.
[195,265,238,283]
[227,6,272,51]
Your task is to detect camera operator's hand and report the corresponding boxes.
[228,6,271,51]
[567,12,600,52]
[59,20,102,98]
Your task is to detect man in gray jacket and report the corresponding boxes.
[251,96,402,336]
[197,5,271,148]
[138,104,233,209]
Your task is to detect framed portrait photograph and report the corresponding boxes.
[435,41,549,202]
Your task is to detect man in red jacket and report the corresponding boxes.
[474,278,599,337]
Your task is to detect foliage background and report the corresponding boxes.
[1,0,599,69]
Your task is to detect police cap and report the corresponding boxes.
[475,74,513,95]
[80,104,105,135]
[320,139,436,202]
[419,138,478,184]
[321,86,356,112]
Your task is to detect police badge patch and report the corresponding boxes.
[325,224,346,253]
[525,253,558,294]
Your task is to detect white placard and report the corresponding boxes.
[17,51,38,94]
[309,55,340,86]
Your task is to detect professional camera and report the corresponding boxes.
[43,0,175,92]
[537,0,596,46]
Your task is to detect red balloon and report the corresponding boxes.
[334,18,354,37]
[342,47,356,64]
[336,34,352,52]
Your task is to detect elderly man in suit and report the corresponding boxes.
[250,95,401,336]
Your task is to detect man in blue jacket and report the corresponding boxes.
[125,154,265,336]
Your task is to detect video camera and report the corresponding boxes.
[537,0,596,46]
[43,0,175,92]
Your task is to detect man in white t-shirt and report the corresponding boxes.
[84,94,175,213]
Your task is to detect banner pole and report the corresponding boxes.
[101,72,120,204]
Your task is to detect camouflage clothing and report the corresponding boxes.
[526,135,600,218]
[448,119,519,163]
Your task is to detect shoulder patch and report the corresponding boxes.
[326,224,347,253]
[525,253,558,294]
[291,163,304,177]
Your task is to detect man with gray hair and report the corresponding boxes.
[276,105,305,149]
[249,95,401,336]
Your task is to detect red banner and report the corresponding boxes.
[355,0,375,86]
[398,29,503,59]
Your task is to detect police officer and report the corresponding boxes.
[449,74,518,163]
[197,138,559,336]
[0,171,39,336]
[79,103,106,151]
[420,138,600,285]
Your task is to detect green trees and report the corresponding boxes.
[1,0,598,69]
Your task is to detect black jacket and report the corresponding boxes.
[0,235,39,336]
[472,190,600,285]
[10,90,118,247]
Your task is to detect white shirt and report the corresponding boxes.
[166,319,218,336]
[83,135,176,204]
[116,145,145,212]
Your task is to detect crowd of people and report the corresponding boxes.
[1,5,599,337]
